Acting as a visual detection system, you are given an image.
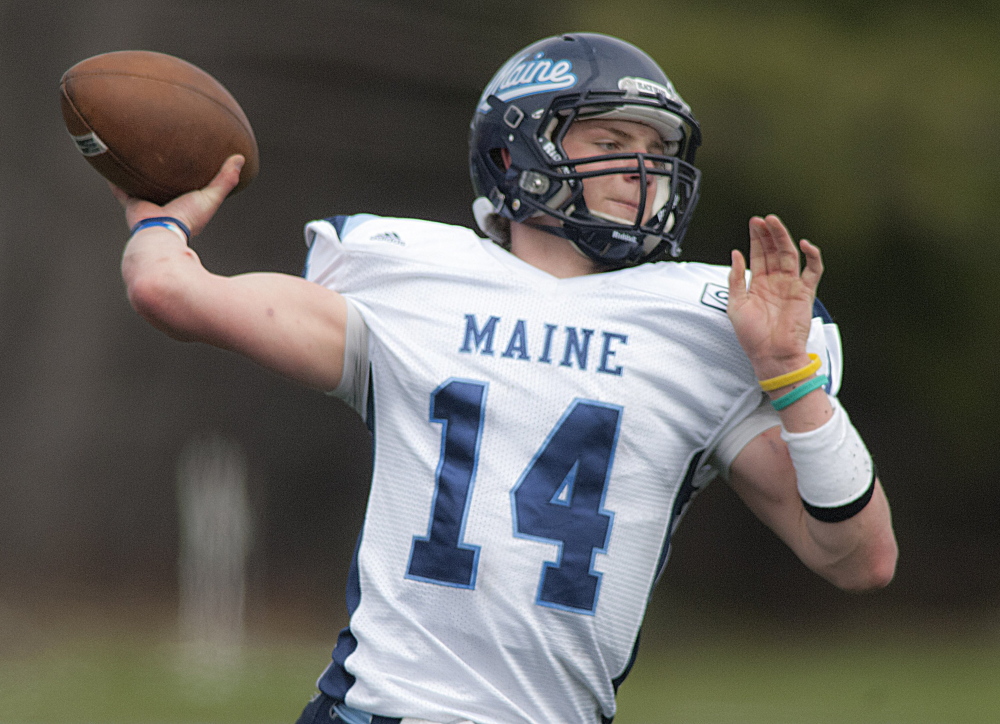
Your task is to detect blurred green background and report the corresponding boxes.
[1,0,999,721]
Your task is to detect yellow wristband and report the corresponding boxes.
[758,353,822,392]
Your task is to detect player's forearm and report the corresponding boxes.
[800,480,897,591]
[730,398,898,592]
[122,226,349,390]
[121,225,212,341]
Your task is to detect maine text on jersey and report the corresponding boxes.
[459,314,629,376]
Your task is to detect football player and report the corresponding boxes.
[114,32,897,724]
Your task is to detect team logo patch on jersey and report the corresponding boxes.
[700,283,729,313]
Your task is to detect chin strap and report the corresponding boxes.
[472,196,510,247]
[471,196,670,265]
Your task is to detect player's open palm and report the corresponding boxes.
[111,154,246,237]
[727,214,823,378]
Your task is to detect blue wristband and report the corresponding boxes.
[771,374,829,411]
[129,216,191,242]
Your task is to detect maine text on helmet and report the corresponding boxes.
[481,52,579,110]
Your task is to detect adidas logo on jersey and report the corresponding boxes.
[370,231,404,246]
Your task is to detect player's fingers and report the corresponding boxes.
[201,154,245,208]
[799,238,824,291]
[747,216,767,276]
[750,214,791,274]
[189,154,245,208]
[166,155,245,234]
[727,249,748,312]
[207,154,245,193]
[763,214,800,275]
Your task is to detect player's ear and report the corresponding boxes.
[501,148,511,169]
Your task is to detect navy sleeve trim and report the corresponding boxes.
[325,215,352,237]
[812,297,833,323]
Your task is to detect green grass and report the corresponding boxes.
[615,635,1000,723]
[2,628,999,723]
[0,635,326,723]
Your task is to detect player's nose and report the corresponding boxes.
[625,159,659,185]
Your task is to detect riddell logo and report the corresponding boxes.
[618,76,689,111]
[612,231,636,242]
[539,139,562,161]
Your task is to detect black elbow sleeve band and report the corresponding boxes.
[801,470,876,523]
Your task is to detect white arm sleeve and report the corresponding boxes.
[328,297,370,419]
[782,396,875,520]
[708,394,780,480]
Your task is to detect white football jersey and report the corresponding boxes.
[302,215,843,724]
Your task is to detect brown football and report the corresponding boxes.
[59,50,259,205]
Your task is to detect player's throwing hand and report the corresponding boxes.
[110,154,246,238]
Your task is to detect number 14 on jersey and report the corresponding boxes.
[406,378,622,615]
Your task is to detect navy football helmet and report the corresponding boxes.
[470,33,702,265]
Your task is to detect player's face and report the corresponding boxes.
[560,119,666,225]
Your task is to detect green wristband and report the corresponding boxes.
[770,374,829,411]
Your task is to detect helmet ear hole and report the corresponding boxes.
[488,148,506,170]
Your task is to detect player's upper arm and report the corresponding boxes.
[725,426,800,540]
[123,229,349,391]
